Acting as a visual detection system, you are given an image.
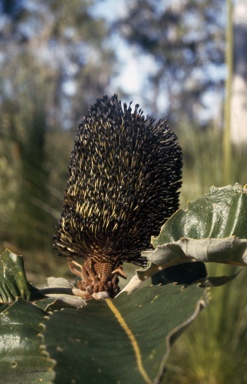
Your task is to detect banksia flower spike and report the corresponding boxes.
[53,94,182,298]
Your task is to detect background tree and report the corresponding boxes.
[0,0,116,265]
[112,0,226,126]
[230,0,247,144]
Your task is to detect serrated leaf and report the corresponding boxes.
[0,249,43,302]
[42,284,206,384]
[35,296,86,311]
[136,185,247,283]
[152,183,247,247]
[0,253,207,383]
[0,298,55,384]
[143,237,247,267]
[198,270,241,287]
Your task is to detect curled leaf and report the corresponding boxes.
[152,183,247,247]
[143,236,247,268]
[136,184,247,285]
[0,249,42,302]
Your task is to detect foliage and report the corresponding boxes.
[112,0,226,124]
[0,185,246,383]
[164,264,247,384]
[120,184,247,295]
[0,249,206,384]
[0,0,115,122]
[179,125,247,205]
[0,298,55,384]
[152,183,247,244]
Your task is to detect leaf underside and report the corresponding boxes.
[137,184,247,283]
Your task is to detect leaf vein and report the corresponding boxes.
[105,298,152,384]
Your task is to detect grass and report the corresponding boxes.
[164,264,247,384]
[163,125,247,384]
[178,125,247,207]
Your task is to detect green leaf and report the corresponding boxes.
[1,184,245,382]
[0,249,43,302]
[0,252,207,383]
[42,284,206,384]
[0,298,55,383]
[152,183,247,246]
[136,184,247,283]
